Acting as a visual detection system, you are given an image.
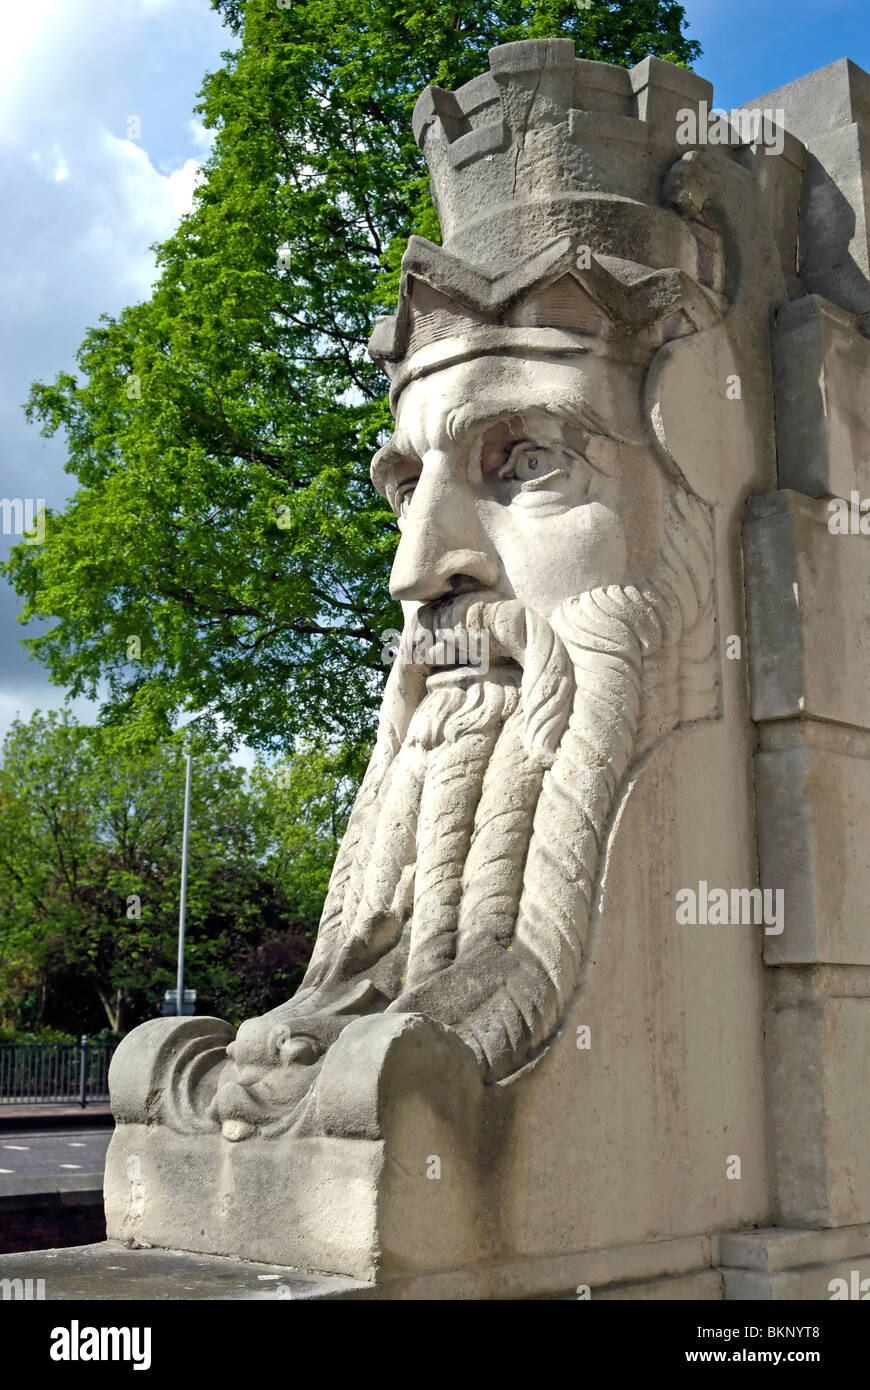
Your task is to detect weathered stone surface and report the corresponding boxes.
[0,1241,370,1300]
[757,58,870,140]
[764,976,870,1227]
[0,1233,726,1300]
[721,1220,870,1271]
[773,296,870,500]
[105,1012,483,1280]
[755,726,870,965]
[755,59,870,328]
[744,491,870,730]
[721,1224,870,1299]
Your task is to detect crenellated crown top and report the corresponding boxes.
[412,40,712,255]
[369,40,798,406]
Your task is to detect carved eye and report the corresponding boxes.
[394,480,418,518]
[516,452,542,479]
[498,443,562,484]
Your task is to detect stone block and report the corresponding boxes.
[755,59,870,141]
[721,1221,870,1270]
[721,1223,870,1299]
[765,988,870,1226]
[755,59,870,325]
[744,490,870,729]
[755,725,870,965]
[773,296,870,499]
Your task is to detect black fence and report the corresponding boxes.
[0,1037,117,1107]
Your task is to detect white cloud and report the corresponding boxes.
[187,117,217,155]
[0,0,230,730]
[30,146,71,183]
[0,0,67,94]
[168,156,207,218]
[96,129,205,276]
[0,687,101,747]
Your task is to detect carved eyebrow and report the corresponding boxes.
[370,438,418,498]
[444,402,516,443]
[446,399,624,445]
[370,402,627,498]
[372,409,516,499]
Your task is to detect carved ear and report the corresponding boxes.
[644,314,755,503]
[645,144,788,500]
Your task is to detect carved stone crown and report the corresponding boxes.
[368,40,738,402]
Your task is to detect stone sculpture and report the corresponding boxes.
[104,41,870,1299]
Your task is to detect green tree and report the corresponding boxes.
[0,712,330,1034]
[4,0,700,758]
[252,741,358,922]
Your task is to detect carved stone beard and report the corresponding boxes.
[298,489,717,1085]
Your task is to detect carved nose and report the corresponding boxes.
[391,548,498,604]
[389,455,500,604]
[230,1016,280,1068]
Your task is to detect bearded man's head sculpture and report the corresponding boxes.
[104,37,869,1294]
[203,39,733,1138]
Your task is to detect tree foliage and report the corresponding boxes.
[0,712,354,1034]
[4,0,700,758]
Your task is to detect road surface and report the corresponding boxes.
[0,1130,111,1191]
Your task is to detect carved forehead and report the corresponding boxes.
[371,353,645,494]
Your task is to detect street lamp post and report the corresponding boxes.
[176,751,193,1017]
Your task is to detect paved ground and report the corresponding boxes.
[0,1130,111,1194]
[0,1241,372,1299]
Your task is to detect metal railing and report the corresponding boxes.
[0,1037,117,1107]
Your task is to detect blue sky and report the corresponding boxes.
[0,0,867,750]
[683,0,868,108]
[0,0,230,748]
